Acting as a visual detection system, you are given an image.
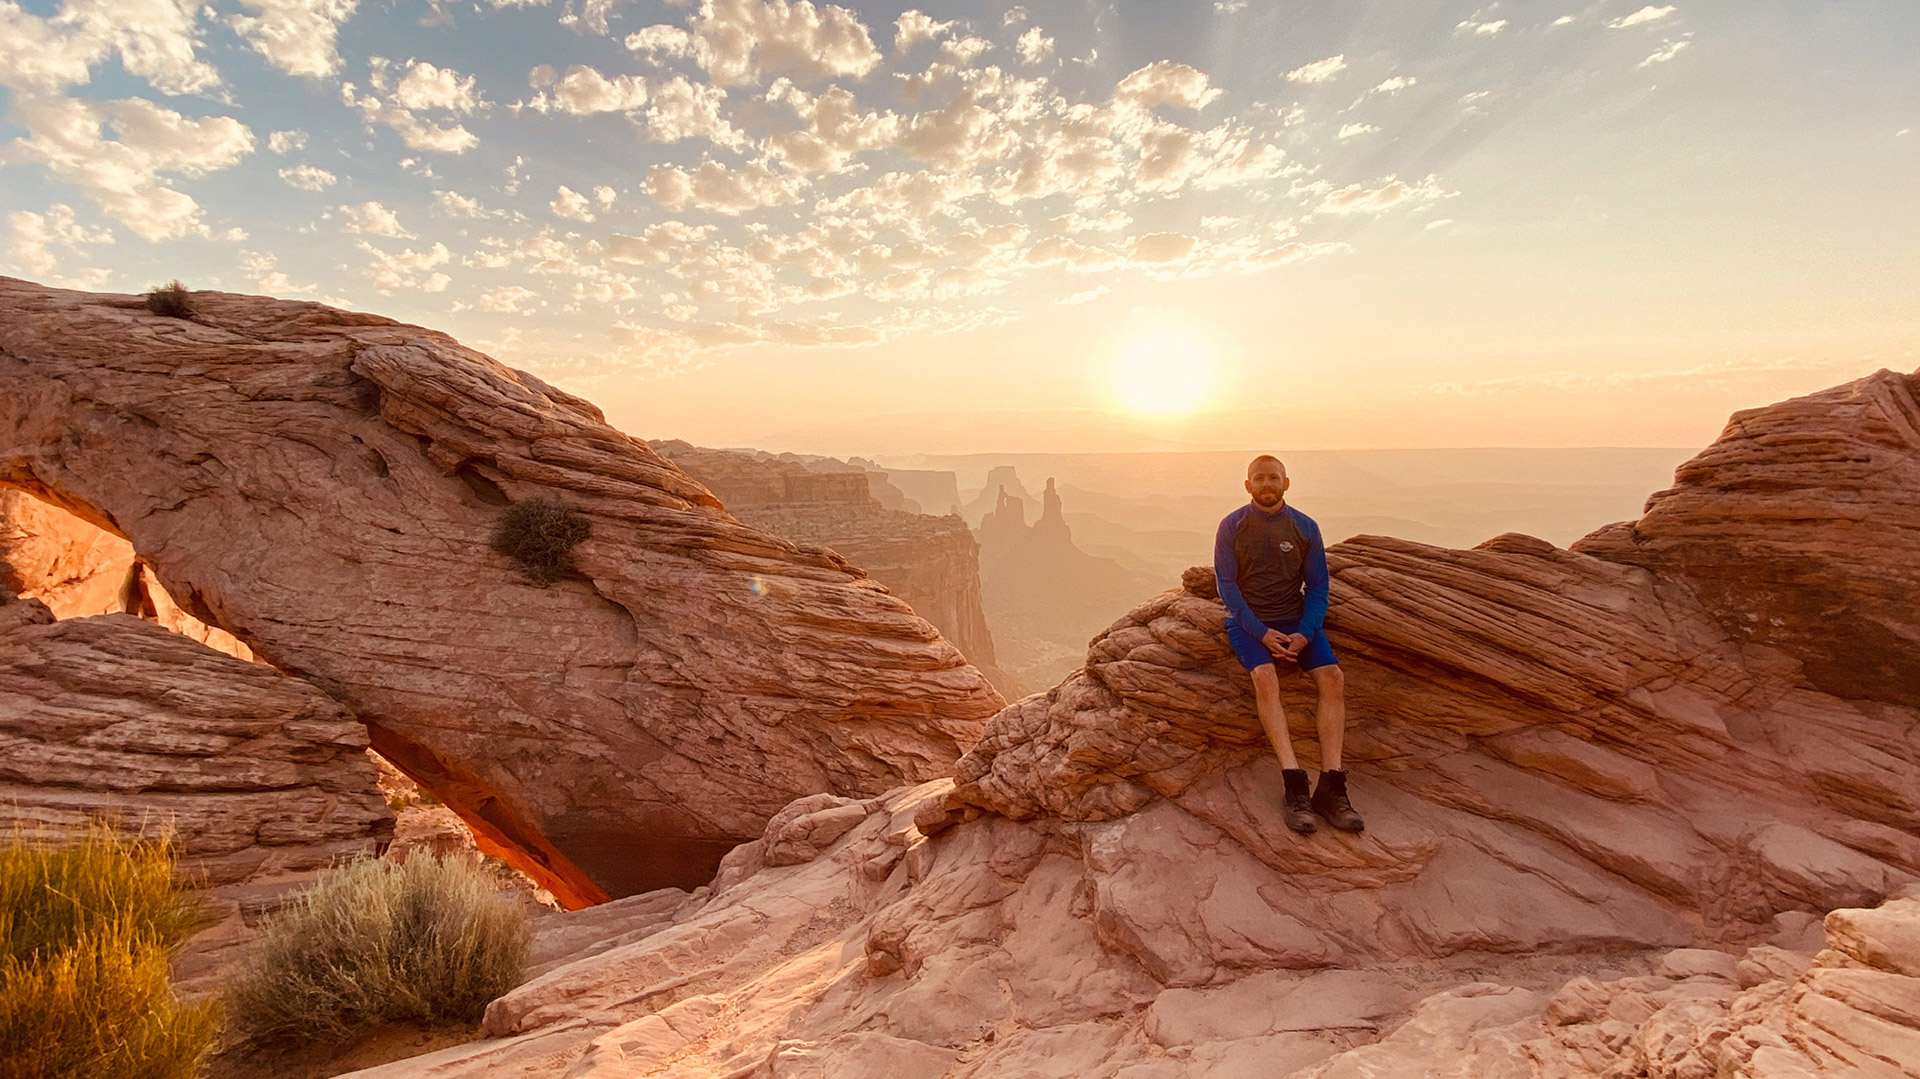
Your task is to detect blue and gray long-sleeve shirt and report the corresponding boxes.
[1213,502,1330,639]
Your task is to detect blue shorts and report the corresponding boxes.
[1226,618,1338,673]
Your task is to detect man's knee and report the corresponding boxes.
[1249,664,1280,693]
[1312,664,1345,695]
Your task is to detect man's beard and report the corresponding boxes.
[1252,489,1282,507]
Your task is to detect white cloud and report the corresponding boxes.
[1371,75,1416,95]
[278,164,337,190]
[551,185,596,221]
[6,95,253,241]
[524,63,649,115]
[1286,54,1345,83]
[342,76,480,153]
[604,220,716,264]
[359,239,451,293]
[480,284,541,313]
[1214,0,1247,11]
[338,200,413,237]
[762,81,897,173]
[7,203,113,286]
[643,74,744,146]
[1609,5,1675,28]
[267,129,306,154]
[1457,18,1507,34]
[687,0,883,87]
[1640,37,1691,66]
[644,159,806,213]
[893,9,951,54]
[594,185,617,206]
[1314,173,1451,215]
[432,189,491,217]
[390,59,482,113]
[1015,26,1052,66]
[1552,15,1576,26]
[626,23,693,57]
[1058,285,1108,304]
[240,250,316,294]
[1130,232,1194,264]
[0,0,222,95]
[1425,218,1453,230]
[1116,61,1221,110]
[1337,122,1378,139]
[232,0,359,78]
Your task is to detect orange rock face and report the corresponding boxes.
[0,278,1004,905]
[0,597,392,885]
[329,368,1919,1079]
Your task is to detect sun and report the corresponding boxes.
[1108,322,1219,416]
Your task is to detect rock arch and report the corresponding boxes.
[0,278,1003,906]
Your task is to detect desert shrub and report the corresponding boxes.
[0,823,219,1079]
[489,497,591,584]
[223,852,530,1040]
[143,281,193,318]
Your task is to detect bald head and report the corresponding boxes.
[1247,454,1285,480]
[1245,454,1289,509]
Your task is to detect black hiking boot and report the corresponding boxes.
[1311,769,1365,833]
[1281,768,1318,834]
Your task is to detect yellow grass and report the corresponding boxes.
[0,823,218,1079]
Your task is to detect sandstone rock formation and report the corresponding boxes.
[1,487,131,617]
[327,367,1918,1078]
[649,441,1006,692]
[0,278,1003,906]
[1,489,254,658]
[976,472,1161,693]
[0,597,392,885]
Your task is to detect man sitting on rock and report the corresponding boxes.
[1214,455,1364,834]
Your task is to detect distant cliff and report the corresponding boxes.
[650,441,1008,694]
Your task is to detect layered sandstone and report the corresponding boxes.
[0,489,255,658]
[0,278,1003,906]
[335,369,1919,1077]
[650,441,1006,691]
[0,597,392,885]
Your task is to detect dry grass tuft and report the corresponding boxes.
[0,822,219,1079]
[490,497,591,584]
[223,852,529,1041]
[144,280,193,318]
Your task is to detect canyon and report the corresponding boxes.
[1,277,1915,1078]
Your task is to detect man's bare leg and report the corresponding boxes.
[1310,664,1345,771]
[1250,663,1300,769]
[1253,663,1316,832]
[1306,663,1364,832]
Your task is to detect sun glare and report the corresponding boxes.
[1109,323,1218,416]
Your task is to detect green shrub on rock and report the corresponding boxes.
[143,281,193,318]
[0,823,219,1079]
[223,853,530,1041]
[490,497,591,584]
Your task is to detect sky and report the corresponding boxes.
[2,0,1915,456]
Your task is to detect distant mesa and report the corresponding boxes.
[648,439,1009,694]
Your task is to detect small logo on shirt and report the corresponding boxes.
[1277,541,1295,552]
